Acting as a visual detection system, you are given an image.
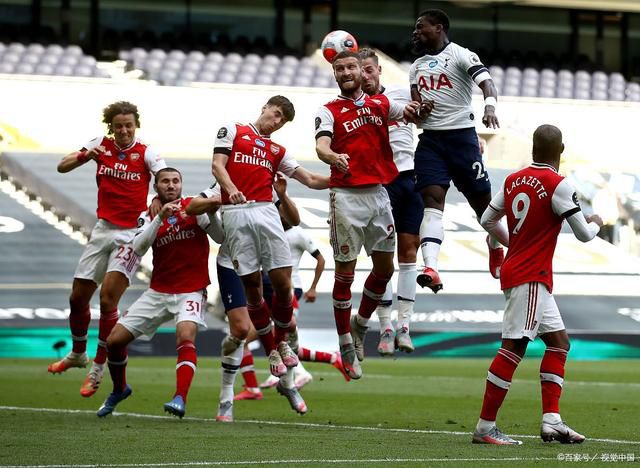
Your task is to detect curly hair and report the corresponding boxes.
[102,101,140,134]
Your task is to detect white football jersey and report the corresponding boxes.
[285,226,320,289]
[382,85,415,172]
[409,42,491,130]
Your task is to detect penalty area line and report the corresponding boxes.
[1,405,639,446]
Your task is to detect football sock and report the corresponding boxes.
[107,345,127,393]
[540,346,568,415]
[333,272,354,335]
[220,335,244,402]
[175,340,197,402]
[358,272,390,320]
[298,347,333,363]
[95,309,118,365]
[69,303,91,354]
[248,299,275,354]
[480,348,521,422]
[376,282,393,332]
[239,349,259,390]
[271,295,293,344]
[397,262,417,330]
[420,208,444,269]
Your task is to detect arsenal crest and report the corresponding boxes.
[270,144,280,154]
[130,152,140,161]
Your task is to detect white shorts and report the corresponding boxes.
[119,288,208,339]
[329,186,395,262]
[74,219,141,285]
[502,282,565,340]
[221,202,292,276]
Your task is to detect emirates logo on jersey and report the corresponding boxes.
[270,144,280,154]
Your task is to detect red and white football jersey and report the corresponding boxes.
[490,163,582,292]
[83,136,166,228]
[315,92,401,188]
[137,197,211,294]
[214,123,299,204]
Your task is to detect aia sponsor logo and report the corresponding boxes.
[417,73,453,92]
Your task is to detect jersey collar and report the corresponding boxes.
[248,123,271,139]
[112,138,136,152]
[338,91,366,102]
[531,162,558,173]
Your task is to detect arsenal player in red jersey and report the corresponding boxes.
[473,125,602,445]
[315,50,423,379]
[212,95,328,414]
[96,167,221,417]
[49,101,166,399]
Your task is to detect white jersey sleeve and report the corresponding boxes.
[197,185,225,244]
[387,96,405,121]
[383,85,415,172]
[133,211,161,256]
[301,228,320,256]
[278,151,300,177]
[315,106,335,138]
[82,136,104,152]
[552,179,600,242]
[213,123,238,154]
[481,181,508,246]
[454,46,491,85]
[143,145,167,174]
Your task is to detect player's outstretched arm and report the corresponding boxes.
[276,185,301,227]
[133,200,181,255]
[291,166,330,190]
[316,136,349,173]
[212,152,246,204]
[57,147,99,173]
[479,79,499,129]
[305,251,325,303]
[186,196,221,216]
[480,197,509,247]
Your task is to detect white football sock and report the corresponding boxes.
[397,263,416,330]
[420,208,444,269]
[376,281,393,332]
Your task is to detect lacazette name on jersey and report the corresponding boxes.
[506,175,549,199]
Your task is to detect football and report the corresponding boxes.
[321,30,359,63]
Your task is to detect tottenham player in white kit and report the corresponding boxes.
[49,101,166,398]
[359,48,423,356]
[410,9,508,293]
[96,168,221,417]
[213,95,329,414]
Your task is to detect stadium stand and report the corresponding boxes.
[0,42,107,78]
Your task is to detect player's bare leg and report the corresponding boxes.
[97,324,134,417]
[395,233,419,353]
[538,330,584,443]
[473,337,527,445]
[164,321,198,419]
[48,278,96,374]
[333,260,360,379]
[83,271,128,397]
[468,192,507,279]
[418,185,446,293]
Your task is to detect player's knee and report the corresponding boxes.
[221,335,245,356]
[230,320,250,340]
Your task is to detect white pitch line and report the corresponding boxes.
[1,405,639,446]
[0,456,560,467]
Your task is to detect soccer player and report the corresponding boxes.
[410,9,508,293]
[315,50,422,378]
[95,168,221,417]
[48,101,166,397]
[212,95,329,414]
[473,125,602,444]
[186,175,305,420]
[359,48,423,355]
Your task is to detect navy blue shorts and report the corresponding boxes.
[384,170,424,235]
[217,265,276,312]
[217,263,246,312]
[294,288,303,300]
[414,127,491,198]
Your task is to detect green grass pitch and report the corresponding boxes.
[0,358,638,467]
